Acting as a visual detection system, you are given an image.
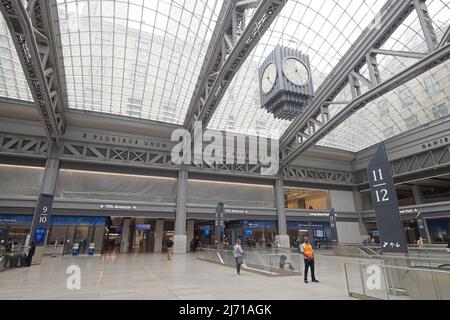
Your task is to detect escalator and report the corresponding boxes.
[359,246,378,256]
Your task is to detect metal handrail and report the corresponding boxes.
[344,261,450,300]
[345,261,450,275]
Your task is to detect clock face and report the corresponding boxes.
[282,58,309,86]
[261,63,277,94]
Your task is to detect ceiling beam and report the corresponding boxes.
[280,0,416,165]
[280,43,450,167]
[0,0,66,145]
[183,0,287,132]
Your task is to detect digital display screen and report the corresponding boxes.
[314,229,324,237]
[34,228,46,245]
[245,230,253,236]
[372,230,380,237]
[204,228,210,236]
[135,224,151,230]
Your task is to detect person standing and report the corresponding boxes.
[25,242,36,267]
[416,237,425,254]
[300,236,319,284]
[273,238,280,254]
[166,237,174,260]
[233,239,244,275]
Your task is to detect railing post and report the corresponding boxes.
[359,263,366,296]
[430,271,441,300]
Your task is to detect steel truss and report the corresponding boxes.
[0,0,66,144]
[0,131,344,184]
[355,144,450,185]
[283,166,355,185]
[1,131,448,185]
[183,0,286,132]
[279,0,450,168]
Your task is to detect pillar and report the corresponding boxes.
[28,144,60,264]
[274,177,289,248]
[173,168,188,253]
[186,220,195,252]
[353,187,368,241]
[153,219,164,253]
[120,218,131,254]
[411,185,424,205]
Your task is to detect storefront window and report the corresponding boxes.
[284,188,331,210]
[287,221,332,248]
[223,220,278,248]
[426,217,450,244]
[421,185,450,204]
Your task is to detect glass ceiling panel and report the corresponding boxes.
[318,60,450,152]
[208,0,388,138]
[56,0,222,124]
[0,14,33,101]
[319,0,450,152]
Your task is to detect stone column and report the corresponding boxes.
[353,187,368,241]
[186,220,195,252]
[411,185,424,205]
[174,168,188,253]
[274,177,289,248]
[153,219,164,253]
[120,218,131,254]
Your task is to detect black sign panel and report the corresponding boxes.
[32,194,54,246]
[367,144,408,253]
[329,209,339,244]
[215,202,224,244]
[416,212,428,242]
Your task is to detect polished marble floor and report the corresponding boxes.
[0,253,359,300]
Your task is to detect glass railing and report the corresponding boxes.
[1,247,27,269]
[344,261,450,300]
[0,246,5,272]
[196,247,302,276]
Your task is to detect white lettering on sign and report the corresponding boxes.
[224,209,249,215]
[99,204,137,210]
[308,212,330,217]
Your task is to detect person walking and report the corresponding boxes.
[233,239,244,275]
[166,237,174,260]
[300,236,319,283]
[25,242,36,267]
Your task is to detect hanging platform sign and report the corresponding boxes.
[215,202,224,244]
[367,143,408,254]
[329,209,339,244]
[32,194,54,246]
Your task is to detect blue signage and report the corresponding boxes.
[135,224,151,231]
[34,227,46,245]
[0,215,33,225]
[0,215,106,226]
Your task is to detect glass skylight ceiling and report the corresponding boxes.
[55,0,222,124]
[208,0,450,152]
[0,15,33,101]
[318,0,450,151]
[0,0,449,154]
[209,0,389,138]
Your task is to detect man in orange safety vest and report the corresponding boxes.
[300,236,319,284]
